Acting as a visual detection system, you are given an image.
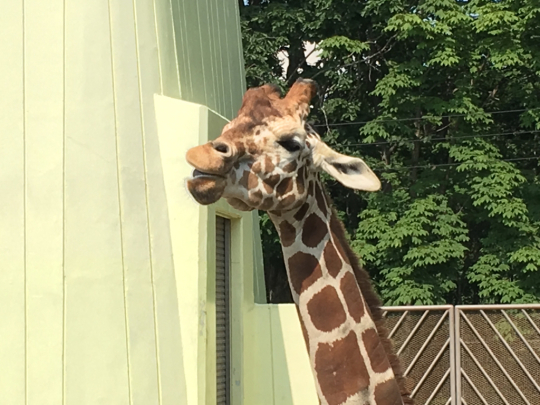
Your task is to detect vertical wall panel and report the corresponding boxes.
[171,0,192,101]
[144,96,188,405]
[206,0,222,115]
[109,0,161,404]
[133,0,161,136]
[64,0,129,403]
[155,0,181,98]
[168,0,246,120]
[195,1,214,110]
[153,95,201,405]
[0,2,26,404]
[231,0,247,109]
[24,0,64,403]
[133,3,190,404]
[219,2,234,120]
[224,0,244,117]
[151,259,188,405]
[180,1,206,106]
[209,0,227,117]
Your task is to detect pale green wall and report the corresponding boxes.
[0,0,244,404]
[255,305,320,404]
[0,0,316,404]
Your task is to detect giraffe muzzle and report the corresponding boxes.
[185,142,238,205]
[186,174,227,205]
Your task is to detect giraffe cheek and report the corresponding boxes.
[226,198,254,211]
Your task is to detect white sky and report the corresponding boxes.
[277,42,321,78]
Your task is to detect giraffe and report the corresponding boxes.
[185,79,413,405]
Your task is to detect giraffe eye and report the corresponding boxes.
[277,139,301,152]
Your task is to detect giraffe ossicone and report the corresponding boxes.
[186,79,413,405]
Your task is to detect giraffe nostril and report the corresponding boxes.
[212,142,230,155]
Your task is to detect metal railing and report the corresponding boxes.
[382,304,540,405]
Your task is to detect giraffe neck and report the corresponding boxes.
[269,183,405,405]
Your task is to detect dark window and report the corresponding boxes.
[215,216,231,405]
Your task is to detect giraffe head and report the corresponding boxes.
[186,79,381,212]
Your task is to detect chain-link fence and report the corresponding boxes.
[382,304,540,405]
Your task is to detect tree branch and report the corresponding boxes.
[310,34,397,81]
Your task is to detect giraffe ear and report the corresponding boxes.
[319,151,381,192]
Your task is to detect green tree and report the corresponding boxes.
[239,0,540,305]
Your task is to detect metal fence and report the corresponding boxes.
[382,304,540,405]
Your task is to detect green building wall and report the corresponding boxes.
[0,0,317,404]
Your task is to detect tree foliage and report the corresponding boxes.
[239,0,540,305]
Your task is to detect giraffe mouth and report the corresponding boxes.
[191,169,226,179]
[187,169,227,205]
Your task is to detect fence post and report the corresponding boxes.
[453,306,461,405]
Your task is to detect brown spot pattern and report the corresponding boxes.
[248,172,259,189]
[239,170,250,188]
[265,156,275,172]
[302,213,327,248]
[251,190,263,204]
[362,328,391,374]
[276,177,293,195]
[283,161,297,173]
[340,271,365,323]
[263,182,273,194]
[291,199,304,210]
[280,194,296,207]
[287,252,322,295]
[315,185,328,217]
[323,242,342,277]
[264,174,281,188]
[307,286,346,332]
[294,202,310,222]
[315,331,369,405]
[373,378,402,405]
[297,166,306,194]
[252,161,262,173]
[260,197,274,210]
[246,140,257,155]
[279,221,296,247]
